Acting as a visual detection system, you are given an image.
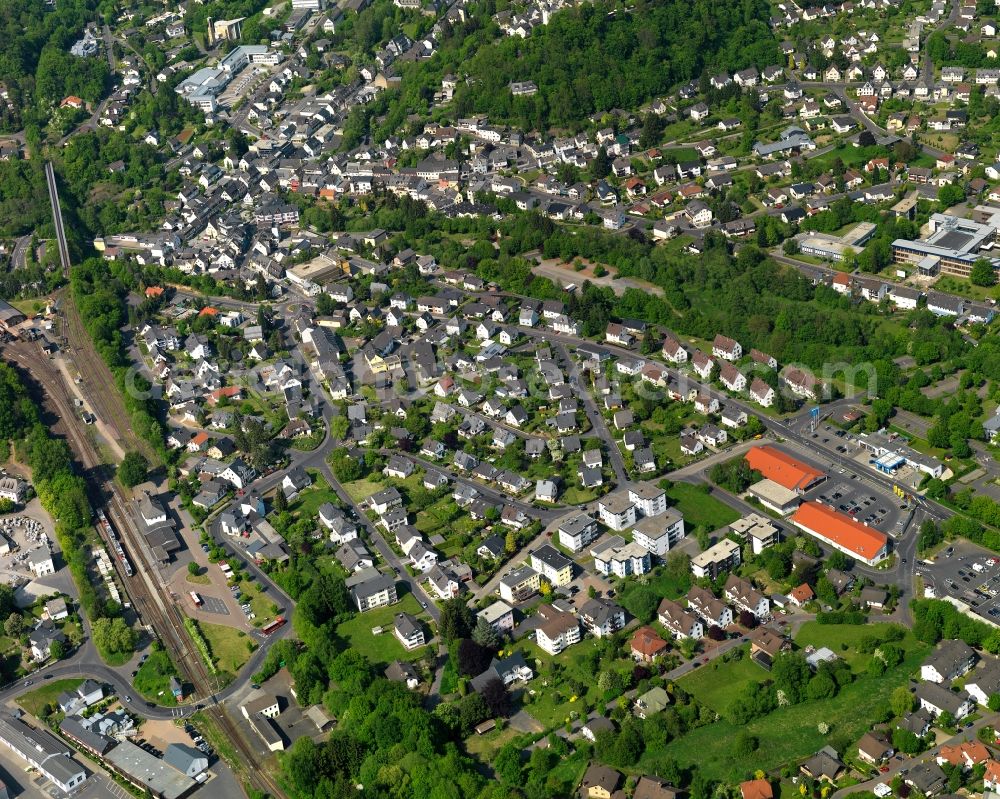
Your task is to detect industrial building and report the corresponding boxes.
[104,740,197,799]
[0,713,86,794]
[891,207,1000,279]
[797,222,877,262]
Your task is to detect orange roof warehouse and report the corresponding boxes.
[745,445,826,493]
[790,502,889,566]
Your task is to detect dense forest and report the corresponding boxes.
[0,0,108,132]
[0,158,51,236]
[369,0,781,133]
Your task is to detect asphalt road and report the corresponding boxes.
[10,235,30,270]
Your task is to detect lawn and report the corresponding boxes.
[677,648,764,713]
[236,578,280,628]
[342,478,386,503]
[665,483,739,530]
[618,566,692,613]
[517,638,634,730]
[17,679,82,716]
[414,496,462,536]
[197,620,255,675]
[133,649,180,706]
[439,653,459,696]
[289,473,340,519]
[10,298,46,317]
[933,275,999,303]
[464,725,522,760]
[794,621,920,670]
[561,485,600,505]
[335,593,431,666]
[645,643,931,783]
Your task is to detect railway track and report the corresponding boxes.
[5,341,283,797]
[45,159,154,461]
[58,287,157,460]
[40,160,284,798]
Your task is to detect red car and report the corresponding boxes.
[879,767,889,773]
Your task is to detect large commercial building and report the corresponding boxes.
[745,445,826,493]
[175,45,282,112]
[790,502,889,566]
[891,208,1000,279]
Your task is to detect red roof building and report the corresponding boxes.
[789,583,815,605]
[790,502,888,566]
[745,446,826,493]
[740,779,773,799]
[631,626,668,662]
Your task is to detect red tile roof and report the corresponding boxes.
[790,502,888,562]
[790,583,814,603]
[740,779,773,799]
[745,445,825,492]
[631,626,668,658]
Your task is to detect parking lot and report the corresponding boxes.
[921,540,1000,622]
[804,478,908,537]
[201,595,230,616]
[797,420,928,491]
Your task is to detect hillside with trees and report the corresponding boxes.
[0,0,108,133]
[368,0,780,134]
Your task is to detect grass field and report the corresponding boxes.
[665,483,739,530]
[17,678,82,716]
[677,648,763,713]
[134,649,180,706]
[934,275,999,303]
[647,641,930,782]
[335,593,431,666]
[198,620,255,675]
[342,478,386,504]
[289,472,340,519]
[794,621,919,669]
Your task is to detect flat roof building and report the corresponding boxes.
[748,478,801,515]
[891,209,1000,279]
[691,538,741,579]
[105,740,197,799]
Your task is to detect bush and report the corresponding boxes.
[118,451,149,488]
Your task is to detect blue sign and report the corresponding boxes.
[810,406,820,419]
